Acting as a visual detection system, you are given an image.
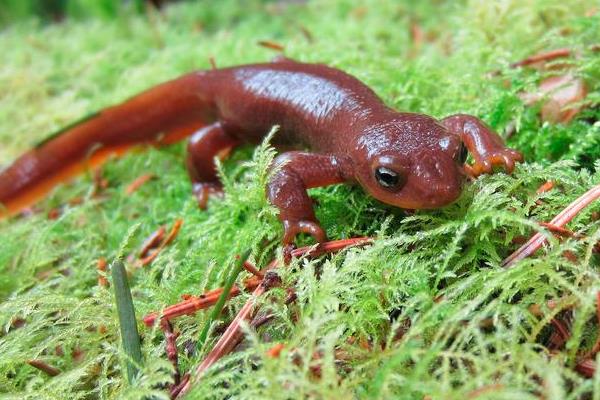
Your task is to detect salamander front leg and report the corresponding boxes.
[441,114,523,177]
[267,152,351,245]
[186,122,240,209]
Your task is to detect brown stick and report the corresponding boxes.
[143,274,264,327]
[27,359,60,376]
[139,219,183,266]
[510,48,572,68]
[161,320,181,386]
[174,237,372,397]
[176,272,281,397]
[143,237,372,325]
[242,260,264,278]
[162,219,184,247]
[139,226,166,258]
[502,185,600,267]
[266,343,285,358]
[97,257,108,287]
[538,222,580,239]
[170,373,190,398]
[575,358,596,377]
[257,40,285,51]
[536,180,555,194]
[125,173,155,194]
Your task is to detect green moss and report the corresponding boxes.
[0,1,599,398]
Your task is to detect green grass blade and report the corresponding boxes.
[111,259,143,384]
[197,249,252,349]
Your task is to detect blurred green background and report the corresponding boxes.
[0,0,175,23]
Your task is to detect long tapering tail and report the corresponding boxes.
[0,71,214,218]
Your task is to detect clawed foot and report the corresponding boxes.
[282,218,327,245]
[465,147,523,177]
[192,182,224,209]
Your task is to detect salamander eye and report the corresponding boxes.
[456,143,468,164]
[375,166,405,189]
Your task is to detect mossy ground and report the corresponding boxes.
[0,1,599,399]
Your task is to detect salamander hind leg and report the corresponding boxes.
[186,122,240,209]
[267,152,350,245]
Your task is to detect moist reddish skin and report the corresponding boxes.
[0,58,522,244]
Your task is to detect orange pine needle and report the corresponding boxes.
[511,48,572,68]
[258,40,285,51]
[139,226,166,258]
[125,173,155,195]
[266,343,285,358]
[536,180,555,194]
[139,219,183,266]
[502,185,600,267]
[242,260,263,277]
[97,257,108,287]
[174,237,373,397]
[27,359,60,376]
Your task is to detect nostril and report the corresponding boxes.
[422,160,445,180]
[415,154,440,179]
[434,161,445,177]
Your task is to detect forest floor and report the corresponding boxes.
[0,1,599,399]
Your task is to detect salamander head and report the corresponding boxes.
[354,116,467,210]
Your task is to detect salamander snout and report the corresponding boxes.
[360,149,464,210]
[410,149,463,208]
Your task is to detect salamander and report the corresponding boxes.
[0,58,523,244]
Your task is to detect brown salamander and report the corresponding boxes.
[0,58,523,244]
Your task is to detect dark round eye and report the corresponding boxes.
[375,166,404,189]
[456,143,468,164]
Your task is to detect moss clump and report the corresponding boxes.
[0,1,599,398]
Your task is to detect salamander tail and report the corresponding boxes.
[0,72,213,218]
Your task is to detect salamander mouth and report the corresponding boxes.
[411,194,461,209]
[367,175,463,210]
[366,188,460,210]
[418,180,463,208]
